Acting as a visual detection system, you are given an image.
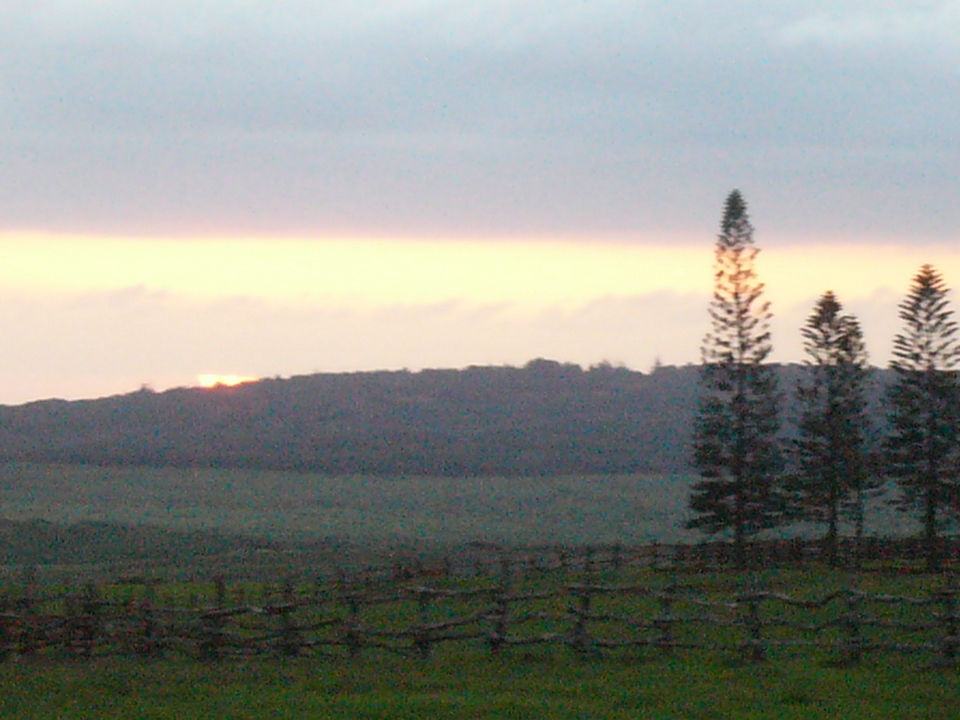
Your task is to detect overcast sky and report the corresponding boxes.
[1,1,959,402]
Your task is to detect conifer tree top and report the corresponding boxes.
[891,264,959,373]
[702,189,770,366]
[719,189,754,247]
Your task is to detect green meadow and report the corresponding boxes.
[0,461,702,547]
[2,562,960,718]
[1,641,958,719]
[0,462,948,719]
[0,462,913,548]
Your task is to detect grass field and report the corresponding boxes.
[0,461,916,548]
[0,461,701,545]
[1,650,958,719]
[2,564,959,718]
[0,461,949,718]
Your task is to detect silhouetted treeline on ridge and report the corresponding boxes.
[0,359,892,477]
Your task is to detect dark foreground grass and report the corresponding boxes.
[1,651,958,720]
[4,566,960,718]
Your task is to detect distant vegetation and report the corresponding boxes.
[0,517,274,569]
[0,360,697,475]
[0,463,705,552]
[0,360,895,478]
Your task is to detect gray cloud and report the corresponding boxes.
[1,1,958,239]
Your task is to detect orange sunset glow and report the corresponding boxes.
[197,374,259,389]
[0,230,957,405]
[2,233,958,310]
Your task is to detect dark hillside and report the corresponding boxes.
[0,360,894,477]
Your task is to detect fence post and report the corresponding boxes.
[214,575,226,609]
[938,587,958,666]
[841,588,863,665]
[584,546,595,577]
[488,553,511,655]
[138,582,160,657]
[745,597,764,663]
[0,616,9,663]
[18,568,39,659]
[199,576,226,661]
[0,589,10,662]
[73,583,101,658]
[524,550,540,578]
[345,596,361,660]
[573,547,599,658]
[471,554,483,579]
[739,581,765,663]
[569,585,593,658]
[655,582,676,655]
[414,590,433,660]
[279,578,301,657]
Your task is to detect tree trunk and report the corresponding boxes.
[825,480,839,567]
[926,485,940,573]
[853,483,865,570]
[734,485,746,571]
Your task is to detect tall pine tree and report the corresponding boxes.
[886,265,960,572]
[790,291,874,566]
[688,190,783,568]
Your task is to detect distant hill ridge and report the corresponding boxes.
[0,360,892,477]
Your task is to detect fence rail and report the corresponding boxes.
[2,544,959,667]
[389,537,960,581]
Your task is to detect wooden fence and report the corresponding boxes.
[390,537,960,582]
[1,550,958,667]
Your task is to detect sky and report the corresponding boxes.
[1,1,958,404]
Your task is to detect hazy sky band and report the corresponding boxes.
[1,234,956,309]
[0,233,955,404]
[1,2,958,402]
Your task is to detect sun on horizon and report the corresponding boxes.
[197,374,259,389]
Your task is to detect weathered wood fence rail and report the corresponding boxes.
[393,538,960,581]
[1,566,958,666]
